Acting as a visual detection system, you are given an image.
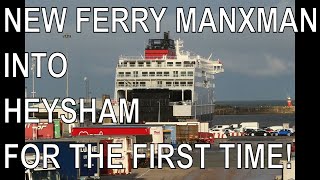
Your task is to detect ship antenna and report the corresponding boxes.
[207,53,212,61]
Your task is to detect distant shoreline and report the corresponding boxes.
[215,100,295,108]
[214,105,295,115]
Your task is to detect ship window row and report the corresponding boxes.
[117,81,193,87]
[117,71,193,77]
[118,61,194,68]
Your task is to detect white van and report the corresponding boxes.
[235,122,259,132]
[269,126,283,131]
[211,125,230,130]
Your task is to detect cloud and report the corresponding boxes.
[25,0,295,100]
[225,54,294,77]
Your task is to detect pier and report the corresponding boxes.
[214,105,295,115]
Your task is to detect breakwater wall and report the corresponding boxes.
[214,106,295,115]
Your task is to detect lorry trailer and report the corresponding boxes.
[25,136,135,179]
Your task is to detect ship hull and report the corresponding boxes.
[126,89,214,122]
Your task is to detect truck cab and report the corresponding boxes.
[25,154,61,180]
[25,168,60,180]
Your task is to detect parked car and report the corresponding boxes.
[264,127,275,133]
[244,129,256,136]
[209,128,224,133]
[253,129,272,136]
[273,129,293,136]
[223,128,235,135]
[211,125,230,131]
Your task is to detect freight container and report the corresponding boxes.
[25,136,135,179]
[134,135,153,168]
[99,139,114,176]
[25,123,54,140]
[25,153,61,180]
[71,127,150,136]
[79,142,99,177]
[163,130,171,144]
[198,132,214,144]
[163,125,177,147]
[109,137,133,175]
[199,122,209,132]
[25,140,78,179]
[176,125,198,144]
[149,126,163,153]
[54,120,61,138]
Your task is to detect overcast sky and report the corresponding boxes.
[25,0,295,101]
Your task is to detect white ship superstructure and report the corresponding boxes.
[113,32,224,122]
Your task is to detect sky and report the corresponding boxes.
[25,0,295,101]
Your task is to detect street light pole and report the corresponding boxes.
[84,77,88,103]
[158,100,161,122]
[63,33,71,135]
[31,57,36,117]
[31,57,36,98]
[63,33,71,97]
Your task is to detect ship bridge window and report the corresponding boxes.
[133,71,138,77]
[176,62,182,67]
[156,72,163,76]
[146,62,151,67]
[188,71,193,76]
[149,72,155,76]
[164,72,170,76]
[166,82,172,86]
[157,61,162,67]
[181,71,186,77]
[184,61,193,67]
[173,71,178,77]
[138,62,144,67]
[142,72,148,77]
[125,72,131,77]
[167,62,173,67]
[129,62,135,67]
[118,82,125,87]
[187,82,193,86]
[174,81,179,86]
[118,72,124,77]
[132,82,137,87]
[180,82,186,86]
[140,82,146,87]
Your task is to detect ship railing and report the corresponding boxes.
[117,63,195,68]
[118,56,202,63]
[116,84,194,88]
[116,74,194,78]
[119,55,219,62]
[119,56,177,61]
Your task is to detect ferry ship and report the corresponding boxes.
[112,32,224,122]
